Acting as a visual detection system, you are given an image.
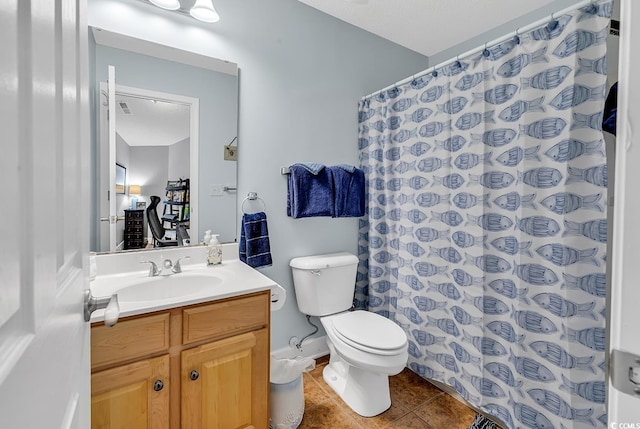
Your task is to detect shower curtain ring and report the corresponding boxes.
[547,12,560,31]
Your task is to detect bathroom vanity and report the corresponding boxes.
[91,291,269,428]
[89,246,279,428]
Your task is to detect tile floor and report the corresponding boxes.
[298,357,480,429]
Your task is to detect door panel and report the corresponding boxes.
[181,330,269,429]
[0,0,91,427]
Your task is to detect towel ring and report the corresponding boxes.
[241,192,267,214]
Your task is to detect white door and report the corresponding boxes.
[609,0,640,421]
[0,1,91,428]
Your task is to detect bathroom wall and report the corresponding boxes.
[168,138,190,181]
[129,145,170,206]
[87,0,430,350]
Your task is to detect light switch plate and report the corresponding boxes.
[224,145,237,161]
[209,184,223,196]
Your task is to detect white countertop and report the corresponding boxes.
[90,245,280,323]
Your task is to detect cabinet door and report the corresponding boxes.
[92,355,170,429]
[181,329,269,429]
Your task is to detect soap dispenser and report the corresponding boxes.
[207,234,222,265]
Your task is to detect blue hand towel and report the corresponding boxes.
[287,163,334,218]
[329,165,365,217]
[239,212,273,268]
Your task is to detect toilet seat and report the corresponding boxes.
[326,311,407,356]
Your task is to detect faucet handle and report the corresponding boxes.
[140,260,160,277]
[172,256,191,274]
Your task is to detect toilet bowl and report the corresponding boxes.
[320,310,408,416]
[289,253,409,417]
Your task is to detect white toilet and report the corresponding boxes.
[290,252,408,417]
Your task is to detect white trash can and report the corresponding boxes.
[269,355,315,429]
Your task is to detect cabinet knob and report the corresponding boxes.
[189,370,199,381]
[153,380,164,392]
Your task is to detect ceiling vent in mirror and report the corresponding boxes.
[118,102,133,115]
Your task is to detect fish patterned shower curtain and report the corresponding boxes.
[356,3,612,428]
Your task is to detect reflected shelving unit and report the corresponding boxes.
[162,178,190,232]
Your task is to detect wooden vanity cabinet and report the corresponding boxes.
[90,290,270,429]
[91,355,170,428]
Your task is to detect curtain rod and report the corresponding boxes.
[362,0,599,101]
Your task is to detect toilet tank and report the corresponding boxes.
[290,252,359,316]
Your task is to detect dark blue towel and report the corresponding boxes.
[239,212,273,268]
[330,165,365,217]
[602,82,617,135]
[287,164,334,218]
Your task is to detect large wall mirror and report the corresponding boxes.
[89,27,239,253]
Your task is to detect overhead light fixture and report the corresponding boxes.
[145,0,221,23]
[149,0,180,11]
[190,0,220,23]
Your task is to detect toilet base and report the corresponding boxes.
[323,360,391,417]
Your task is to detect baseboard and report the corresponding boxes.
[271,336,330,360]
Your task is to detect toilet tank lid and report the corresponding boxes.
[290,252,358,270]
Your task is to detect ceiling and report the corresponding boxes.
[116,94,190,147]
[296,0,559,59]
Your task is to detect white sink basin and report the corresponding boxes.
[116,272,224,303]
[89,258,281,323]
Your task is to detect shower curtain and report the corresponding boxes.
[356,3,612,428]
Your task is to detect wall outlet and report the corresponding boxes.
[224,145,237,161]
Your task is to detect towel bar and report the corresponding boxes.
[280,167,291,175]
[241,192,267,213]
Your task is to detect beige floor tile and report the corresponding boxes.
[413,393,477,429]
[299,400,361,429]
[385,412,434,429]
[342,398,412,429]
[389,369,445,410]
[302,373,331,409]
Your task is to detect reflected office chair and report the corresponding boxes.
[147,196,178,247]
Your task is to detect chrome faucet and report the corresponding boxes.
[172,256,191,274]
[140,260,160,277]
[140,256,190,277]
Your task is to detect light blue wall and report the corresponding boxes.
[91,43,239,245]
[88,0,430,350]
